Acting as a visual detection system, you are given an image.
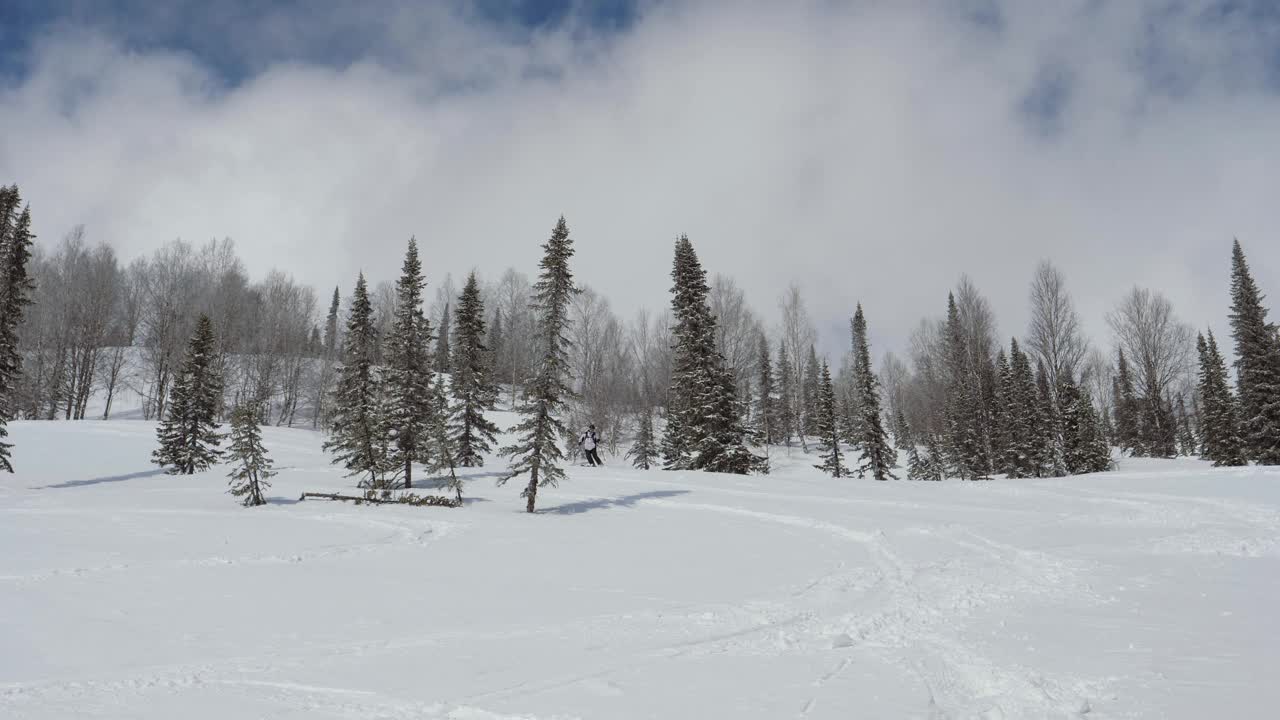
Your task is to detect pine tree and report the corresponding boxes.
[1175,393,1197,456]
[0,185,35,473]
[1060,375,1110,474]
[813,361,846,477]
[226,405,274,506]
[1228,239,1280,464]
[450,271,500,467]
[1034,362,1066,477]
[627,407,658,469]
[1004,339,1040,478]
[500,217,579,513]
[943,294,989,479]
[751,333,776,445]
[801,345,821,438]
[383,239,435,488]
[153,315,223,475]
[1113,350,1140,455]
[324,274,391,488]
[488,309,505,397]
[661,236,761,473]
[893,407,912,454]
[991,349,1013,475]
[434,301,452,375]
[1196,331,1247,466]
[922,430,946,481]
[775,340,796,446]
[427,366,463,501]
[850,304,895,480]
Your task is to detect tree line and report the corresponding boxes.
[3,180,1280,505]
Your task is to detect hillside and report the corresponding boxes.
[2,418,1279,719]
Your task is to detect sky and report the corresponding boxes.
[1,0,1279,359]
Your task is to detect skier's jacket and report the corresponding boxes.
[580,429,599,451]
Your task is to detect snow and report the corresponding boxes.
[3,416,1280,719]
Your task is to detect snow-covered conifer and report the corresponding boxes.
[451,271,500,466]
[1228,239,1280,464]
[153,315,223,475]
[323,274,391,487]
[627,407,658,470]
[500,217,579,512]
[383,238,435,488]
[851,304,895,480]
[0,185,35,473]
[226,404,273,506]
[813,361,845,478]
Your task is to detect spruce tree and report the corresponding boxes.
[488,309,505,396]
[991,349,1013,475]
[775,340,796,446]
[943,294,989,479]
[383,239,435,488]
[153,315,223,475]
[434,302,452,375]
[802,345,821,438]
[427,365,463,501]
[1113,350,1140,455]
[923,430,946,481]
[851,304,895,480]
[1175,393,1197,457]
[1034,362,1066,477]
[893,407,912,455]
[1060,375,1111,474]
[751,333,776,445]
[1196,331,1247,466]
[813,361,846,477]
[1228,239,1280,464]
[661,236,761,474]
[0,185,35,473]
[226,404,274,506]
[451,271,500,466]
[323,274,391,487]
[500,217,578,513]
[627,407,658,469]
[1004,339,1040,478]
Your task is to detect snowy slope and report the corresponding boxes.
[2,418,1279,719]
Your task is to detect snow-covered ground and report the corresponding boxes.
[2,417,1279,719]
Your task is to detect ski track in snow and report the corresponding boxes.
[3,421,1280,718]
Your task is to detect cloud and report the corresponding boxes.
[1,0,1279,359]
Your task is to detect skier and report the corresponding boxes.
[580,424,603,467]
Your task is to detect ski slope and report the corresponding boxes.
[2,418,1279,719]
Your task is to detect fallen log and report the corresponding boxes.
[299,491,461,508]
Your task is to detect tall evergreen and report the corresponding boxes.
[451,271,500,466]
[1060,374,1110,474]
[1196,331,1247,466]
[1113,350,1139,455]
[153,315,223,475]
[893,407,912,454]
[751,333,776,445]
[775,340,796,446]
[324,274,391,487]
[627,407,658,470]
[383,239,435,488]
[226,404,274,507]
[500,217,579,513]
[1228,239,1280,464]
[943,294,989,479]
[1034,362,1066,477]
[1175,393,1197,457]
[922,430,946,481]
[323,287,341,356]
[851,304,895,480]
[0,185,35,473]
[434,302,452,375]
[661,236,761,474]
[801,345,821,438]
[427,365,463,501]
[991,349,1013,475]
[488,309,505,393]
[1003,339,1040,478]
[813,361,846,477]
